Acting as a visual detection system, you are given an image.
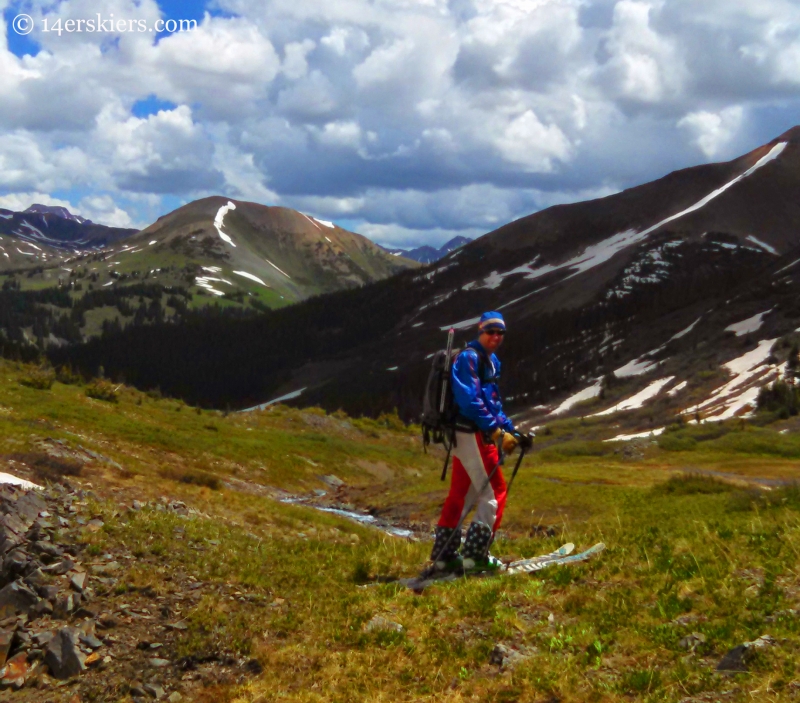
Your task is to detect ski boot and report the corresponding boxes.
[430,526,463,573]
[461,521,502,574]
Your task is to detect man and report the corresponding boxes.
[430,311,520,573]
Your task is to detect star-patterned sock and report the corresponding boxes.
[462,521,493,561]
[430,526,461,563]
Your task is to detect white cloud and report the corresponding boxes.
[0,0,797,246]
[320,26,370,56]
[594,1,687,105]
[0,192,73,213]
[678,106,744,157]
[283,39,316,80]
[94,104,222,192]
[77,195,137,228]
[312,121,363,149]
[493,109,573,171]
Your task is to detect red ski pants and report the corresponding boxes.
[437,431,507,533]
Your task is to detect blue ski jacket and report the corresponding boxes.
[451,340,515,434]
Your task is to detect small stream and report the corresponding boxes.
[686,468,797,488]
[280,497,415,539]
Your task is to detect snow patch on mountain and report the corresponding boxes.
[604,427,665,442]
[498,285,550,310]
[301,213,320,229]
[685,338,781,420]
[264,258,291,279]
[746,236,778,255]
[671,317,701,340]
[725,310,771,337]
[667,380,688,396]
[614,356,658,378]
[245,387,307,411]
[214,201,237,247]
[549,381,602,415]
[314,218,335,229]
[591,376,675,416]
[234,270,269,286]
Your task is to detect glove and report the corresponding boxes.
[490,427,517,454]
[501,432,518,454]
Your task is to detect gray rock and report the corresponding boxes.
[364,615,404,633]
[33,540,63,559]
[39,585,59,602]
[79,633,103,650]
[3,550,29,577]
[488,642,532,669]
[32,598,54,616]
[489,643,511,666]
[44,627,86,679]
[74,606,97,619]
[70,572,87,592]
[86,519,104,532]
[168,693,183,703]
[148,658,170,668]
[0,579,43,619]
[144,682,166,699]
[717,634,776,672]
[320,474,345,488]
[54,593,77,618]
[42,558,76,575]
[0,526,22,555]
[22,567,46,589]
[32,631,54,647]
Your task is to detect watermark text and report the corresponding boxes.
[12,14,197,36]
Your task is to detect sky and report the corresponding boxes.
[1,0,799,248]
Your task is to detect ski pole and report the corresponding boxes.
[504,445,527,496]
[505,432,533,496]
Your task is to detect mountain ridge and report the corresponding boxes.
[50,126,800,425]
[383,236,471,264]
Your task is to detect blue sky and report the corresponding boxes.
[1,0,799,246]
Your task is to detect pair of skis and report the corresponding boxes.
[400,542,605,592]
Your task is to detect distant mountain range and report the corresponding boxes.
[23,204,90,224]
[52,126,800,426]
[383,236,471,264]
[0,204,136,266]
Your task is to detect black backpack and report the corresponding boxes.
[421,347,462,448]
[421,330,486,480]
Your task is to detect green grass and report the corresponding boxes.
[2,358,800,702]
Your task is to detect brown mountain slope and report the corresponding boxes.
[129,196,417,305]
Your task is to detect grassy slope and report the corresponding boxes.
[1,360,799,702]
